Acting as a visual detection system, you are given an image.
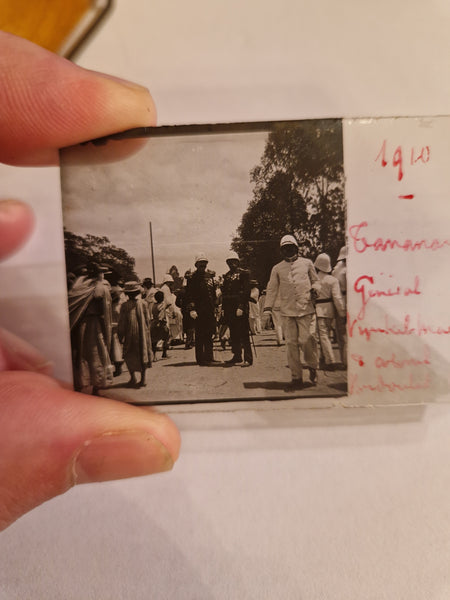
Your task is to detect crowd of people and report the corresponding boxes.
[67,235,347,394]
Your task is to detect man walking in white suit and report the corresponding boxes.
[264,235,320,390]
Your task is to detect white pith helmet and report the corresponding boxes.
[194,252,208,265]
[226,250,240,263]
[314,253,332,273]
[163,274,174,283]
[280,234,299,248]
[337,246,347,261]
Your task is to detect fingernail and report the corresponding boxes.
[0,199,25,221]
[93,71,157,127]
[73,431,174,484]
[92,71,150,93]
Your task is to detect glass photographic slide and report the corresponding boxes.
[60,119,348,407]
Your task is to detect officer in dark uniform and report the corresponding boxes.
[185,253,219,366]
[221,251,253,367]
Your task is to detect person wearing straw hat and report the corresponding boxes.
[118,281,152,388]
[185,253,219,366]
[264,235,320,390]
[313,253,345,369]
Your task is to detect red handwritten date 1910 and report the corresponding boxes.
[375,140,430,182]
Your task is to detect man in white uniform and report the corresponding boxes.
[161,274,183,344]
[314,253,345,368]
[264,235,320,390]
[332,246,347,366]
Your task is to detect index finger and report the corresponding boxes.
[0,32,156,166]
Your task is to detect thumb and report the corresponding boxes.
[0,371,180,531]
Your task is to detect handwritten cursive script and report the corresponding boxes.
[349,222,450,254]
[353,274,421,319]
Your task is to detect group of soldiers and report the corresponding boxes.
[169,234,347,390]
[67,233,347,394]
[179,250,255,367]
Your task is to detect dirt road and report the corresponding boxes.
[101,330,347,406]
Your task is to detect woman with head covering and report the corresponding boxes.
[68,262,114,395]
[118,281,152,388]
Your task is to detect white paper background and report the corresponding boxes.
[1,1,450,598]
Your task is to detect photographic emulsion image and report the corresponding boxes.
[60,119,347,405]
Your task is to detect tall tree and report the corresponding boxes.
[232,119,345,288]
[64,229,137,282]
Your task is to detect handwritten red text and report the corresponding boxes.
[353,274,421,319]
[375,140,430,182]
[349,372,431,395]
[374,346,431,369]
[348,313,450,341]
[349,221,450,254]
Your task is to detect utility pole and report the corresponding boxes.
[149,221,156,283]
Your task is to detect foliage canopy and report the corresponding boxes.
[232,119,345,288]
[64,229,137,283]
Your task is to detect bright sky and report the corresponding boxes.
[61,130,268,283]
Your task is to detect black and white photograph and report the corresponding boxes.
[61,118,347,405]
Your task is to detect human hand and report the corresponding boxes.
[235,308,243,318]
[190,310,198,320]
[0,32,180,532]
